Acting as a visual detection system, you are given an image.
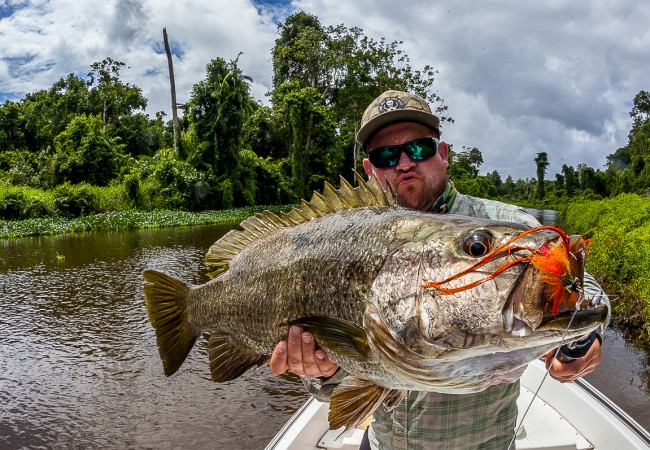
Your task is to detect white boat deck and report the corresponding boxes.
[266,360,650,450]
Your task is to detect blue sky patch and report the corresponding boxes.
[252,0,291,5]
[144,67,161,77]
[5,56,55,79]
[252,0,293,23]
[0,4,18,20]
[152,39,185,61]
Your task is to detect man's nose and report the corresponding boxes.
[395,150,415,170]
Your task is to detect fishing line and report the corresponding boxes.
[507,286,584,450]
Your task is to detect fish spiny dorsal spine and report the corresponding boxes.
[204,173,396,278]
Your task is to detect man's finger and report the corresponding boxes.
[547,340,602,382]
[269,341,288,375]
[315,350,339,377]
[300,331,321,377]
[287,325,305,374]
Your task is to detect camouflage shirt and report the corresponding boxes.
[304,193,608,450]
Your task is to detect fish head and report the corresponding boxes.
[370,216,607,360]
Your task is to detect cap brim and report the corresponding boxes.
[356,110,440,145]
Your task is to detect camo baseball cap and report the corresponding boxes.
[356,90,440,146]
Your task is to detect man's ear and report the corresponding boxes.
[362,158,374,178]
[438,141,449,162]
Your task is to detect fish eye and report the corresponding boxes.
[463,231,493,257]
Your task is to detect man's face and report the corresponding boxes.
[362,122,449,211]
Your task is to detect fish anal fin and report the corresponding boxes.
[208,332,269,382]
[329,377,400,430]
[290,316,371,361]
[143,270,198,376]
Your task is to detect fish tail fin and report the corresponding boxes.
[143,270,198,376]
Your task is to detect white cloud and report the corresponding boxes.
[0,0,281,111]
[1,0,648,179]
[293,0,649,179]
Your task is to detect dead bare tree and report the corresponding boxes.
[163,27,180,157]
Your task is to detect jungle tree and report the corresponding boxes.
[448,146,484,180]
[534,152,549,199]
[87,58,147,130]
[561,164,579,197]
[271,12,452,180]
[272,80,337,199]
[186,56,257,207]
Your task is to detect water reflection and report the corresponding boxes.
[0,225,307,449]
[524,207,562,227]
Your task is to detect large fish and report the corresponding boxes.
[143,174,607,430]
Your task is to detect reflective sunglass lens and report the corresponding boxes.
[369,138,438,168]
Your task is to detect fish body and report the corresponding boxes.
[144,175,607,429]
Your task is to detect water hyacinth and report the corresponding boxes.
[0,206,288,239]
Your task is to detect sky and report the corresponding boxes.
[1,0,648,180]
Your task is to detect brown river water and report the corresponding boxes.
[1,211,649,449]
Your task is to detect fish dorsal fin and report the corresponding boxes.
[329,376,403,431]
[205,173,396,277]
[207,331,270,382]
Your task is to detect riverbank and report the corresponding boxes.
[560,193,650,350]
[0,206,288,239]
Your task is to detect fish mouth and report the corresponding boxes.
[420,224,607,347]
[501,229,608,338]
[503,261,608,337]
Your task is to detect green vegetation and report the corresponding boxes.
[2,11,648,214]
[562,194,650,349]
[0,206,287,239]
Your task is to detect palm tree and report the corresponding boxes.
[534,152,549,200]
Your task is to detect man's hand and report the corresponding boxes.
[269,325,339,378]
[543,338,602,383]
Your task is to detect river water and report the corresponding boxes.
[1,212,648,449]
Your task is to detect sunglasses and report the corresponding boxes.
[367,137,439,168]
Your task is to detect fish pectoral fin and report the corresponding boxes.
[329,376,400,431]
[290,316,371,361]
[207,332,269,382]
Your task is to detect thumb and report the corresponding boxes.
[269,341,288,375]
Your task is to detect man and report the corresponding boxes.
[269,90,606,449]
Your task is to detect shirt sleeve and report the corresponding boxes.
[583,271,611,334]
